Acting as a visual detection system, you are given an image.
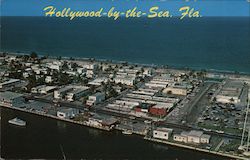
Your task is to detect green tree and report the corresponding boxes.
[30,52,38,59]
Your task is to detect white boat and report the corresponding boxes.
[8,117,26,126]
[122,129,133,135]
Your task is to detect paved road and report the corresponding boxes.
[185,82,214,123]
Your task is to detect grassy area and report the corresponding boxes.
[210,136,222,151]
[220,139,241,152]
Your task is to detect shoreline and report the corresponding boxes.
[2,51,250,76]
[0,105,247,160]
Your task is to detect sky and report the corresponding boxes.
[0,0,249,17]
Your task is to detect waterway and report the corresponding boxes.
[0,107,228,159]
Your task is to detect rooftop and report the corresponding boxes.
[155,127,173,132]
[0,79,20,85]
[0,91,23,100]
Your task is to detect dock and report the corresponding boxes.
[1,104,249,159]
[144,137,248,160]
[0,105,112,131]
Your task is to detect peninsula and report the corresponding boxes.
[0,52,250,160]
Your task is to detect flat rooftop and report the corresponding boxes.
[0,79,20,85]
[0,91,23,100]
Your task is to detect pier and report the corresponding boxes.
[144,137,248,160]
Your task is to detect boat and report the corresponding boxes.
[8,117,26,126]
[122,129,133,135]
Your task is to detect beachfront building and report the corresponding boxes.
[173,130,211,144]
[82,63,98,70]
[143,68,153,76]
[0,91,24,107]
[47,61,62,71]
[57,107,80,119]
[86,92,105,106]
[153,127,173,140]
[215,80,244,104]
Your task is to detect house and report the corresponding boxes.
[47,61,62,70]
[0,91,24,107]
[45,76,53,83]
[153,127,173,140]
[57,107,79,119]
[201,134,211,144]
[173,130,211,144]
[173,132,188,143]
[86,92,105,106]
[86,69,95,78]
[187,130,204,143]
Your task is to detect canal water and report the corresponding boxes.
[0,107,227,159]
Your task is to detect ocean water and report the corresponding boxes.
[1,16,250,73]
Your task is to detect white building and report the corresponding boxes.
[0,91,24,107]
[215,80,244,104]
[76,67,86,74]
[57,108,79,119]
[153,127,173,140]
[200,134,211,144]
[47,61,62,70]
[45,76,53,83]
[86,118,103,127]
[187,130,204,143]
[31,85,57,94]
[54,87,73,99]
[86,69,95,78]
[143,68,153,76]
[86,92,105,106]
[173,132,188,143]
[82,63,98,70]
[145,82,167,89]
[173,130,210,144]
[114,76,135,86]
